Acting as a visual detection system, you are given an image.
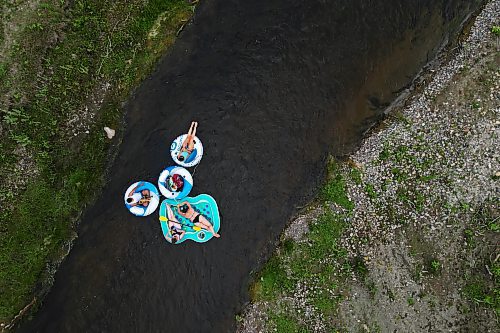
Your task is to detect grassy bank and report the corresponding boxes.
[0,0,196,325]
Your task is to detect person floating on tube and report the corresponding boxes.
[177,202,220,238]
[177,121,198,163]
[126,182,151,208]
[165,173,184,193]
[166,205,186,244]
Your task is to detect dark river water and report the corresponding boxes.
[19,0,483,332]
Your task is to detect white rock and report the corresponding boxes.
[104,127,115,139]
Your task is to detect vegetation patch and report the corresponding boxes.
[268,312,310,333]
[0,0,195,324]
[250,159,354,331]
[461,200,500,317]
[320,160,354,211]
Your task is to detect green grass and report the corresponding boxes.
[429,259,441,275]
[253,256,294,300]
[352,256,369,281]
[254,211,350,329]
[460,201,500,316]
[364,183,378,200]
[253,211,349,303]
[463,274,499,315]
[0,0,194,323]
[349,166,363,185]
[269,313,311,333]
[321,160,354,210]
[252,160,354,330]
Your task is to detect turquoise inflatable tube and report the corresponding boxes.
[158,194,221,244]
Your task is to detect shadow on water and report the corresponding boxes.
[18,0,484,332]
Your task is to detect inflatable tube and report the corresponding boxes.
[124,181,160,217]
[158,166,193,200]
[158,194,221,244]
[170,134,203,167]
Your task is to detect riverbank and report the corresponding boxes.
[238,1,499,331]
[0,0,196,328]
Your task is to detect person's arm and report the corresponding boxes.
[128,181,144,197]
[188,137,195,151]
[179,230,186,239]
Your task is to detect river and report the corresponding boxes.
[18,0,484,332]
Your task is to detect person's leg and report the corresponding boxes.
[195,215,220,237]
[188,122,197,151]
[167,205,178,222]
[192,122,197,137]
[182,122,195,151]
[140,190,151,206]
[187,121,195,136]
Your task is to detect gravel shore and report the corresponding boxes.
[238,1,499,331]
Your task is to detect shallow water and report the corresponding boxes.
[19,0,484,332]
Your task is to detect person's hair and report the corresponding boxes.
[172,236,178,244]
[180,204,189,213]
[172,174,184,190]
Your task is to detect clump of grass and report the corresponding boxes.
[349,167,363,185]
[463,275,499,314]
[268,313,310,333]
[366,280,378,298]
[364,183,378,200]
[464,228,475,248]
[252,256,294,301]
[378,144,391,161]
[471,100,481,109]
[429,259,441,275]
[253,207,351,330]
[491,26,500,36]
[321,160,354,210]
